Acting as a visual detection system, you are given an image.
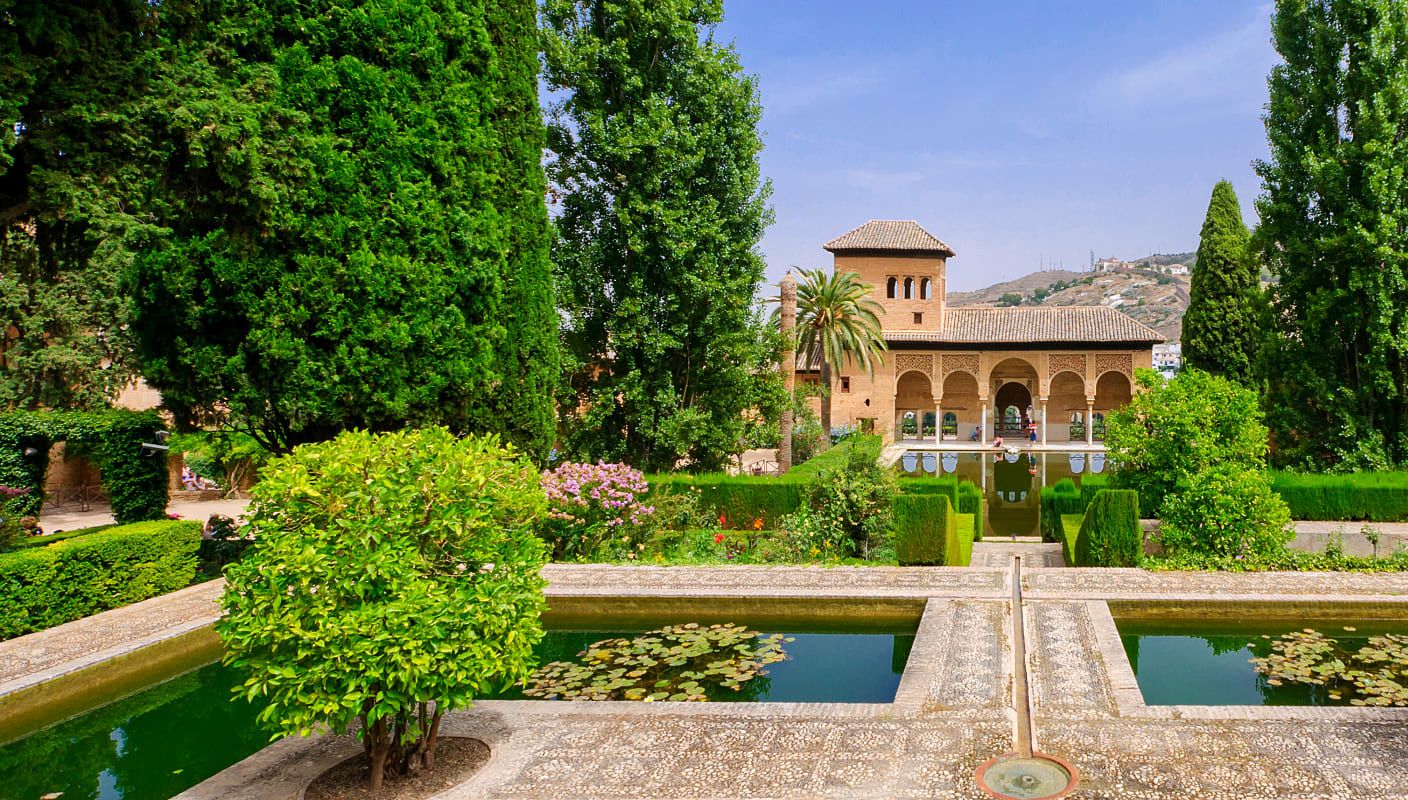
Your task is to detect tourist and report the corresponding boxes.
[992,435,1004,449]
[1028,422,1038,445]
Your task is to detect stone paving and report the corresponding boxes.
[6,562,1408,799]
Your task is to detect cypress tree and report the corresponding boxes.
[1181,180,1261,385]
[129,0,555,454]
[1255,0,1408,468]
[477,0,559,460]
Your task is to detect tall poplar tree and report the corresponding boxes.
[1255,0,1408,469]
[544,0,777,472]
[1181,180,1261,385]
[130,0,556,456]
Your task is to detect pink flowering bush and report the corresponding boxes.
[539,462,656,561]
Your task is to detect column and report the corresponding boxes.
[1085,399,1095,446]
[933,397,943,443]
[1039,398,1049,447]
[980,401,989,445]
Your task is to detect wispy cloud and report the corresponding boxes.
[1090,4,1276,108]
[761,50,932,116]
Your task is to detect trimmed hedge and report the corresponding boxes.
[11,523,115,550]
[1073,489,1142,567]
[957,481,984,542]
[895,494,953,566]
[1039,479,1084,543]
[0,519,201,640]
[1270,471,1408,522]
[1079,473,1110,509]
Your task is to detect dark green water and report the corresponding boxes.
[1118,617,1408,706]
[898,450,1100,537]
[0,625,914,800]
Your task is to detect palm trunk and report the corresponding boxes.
[820,360,833,448]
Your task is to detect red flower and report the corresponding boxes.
[714,533,725,544]
[753,518,764,531]
[718,514,727,527]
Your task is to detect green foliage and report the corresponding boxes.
[130,0,556,459]
[197,514,252,579]
[1147,549,1408,572]
[1105,368,1270,516]
[955,513,975,566]
[1074,489,1142,567]
[523,623,790,701]
[1079,473,1110,509]
[11,522,113,550]
[545,0,778,472]
[0,409,169,522]
[0,519,199,640]
[538,461,654,562]
[898,476,959,506]
[1252,629,1408,706]
[169,430,269,494]
[1182,180,1263,384]
[802,438,897,558]
[1255,0,1408,468]
[998,292,1023,306]
[1271,471,1408,521]
[218,429,548,789]
[894,495,953,566]
[787,268,888,435]
[0,2,151,410]
[1039,478,1085,543]
[1159,465,1293,559]
[0,488,31,552]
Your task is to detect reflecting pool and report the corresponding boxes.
[898,449,1107,538]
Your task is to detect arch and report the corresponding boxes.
[903,277,915,299]
[995,381,1033,437]
[941,411,958,438]
[920,277,932,300]
[940,370,980,442]
[1094,370,1132,410]
[1048,370,1086,443]
[886,277,897,299]
[895,371,933,440]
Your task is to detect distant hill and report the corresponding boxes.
[950,259,1192,343]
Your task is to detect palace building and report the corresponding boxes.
[796,220,1162,446]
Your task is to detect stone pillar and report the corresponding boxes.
[933,397,942,442]
[777,272,797,475]
[1040,398,1049,447]
[1085,399,1095,446]
[980,401,989,445]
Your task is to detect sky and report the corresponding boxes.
[713,1,1280,292]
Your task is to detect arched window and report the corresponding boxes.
[903,277,914,299]
[886,277,897,299]
[920,277,932,300]
[941,412,958,438]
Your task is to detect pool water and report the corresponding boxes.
[1117,617,1408,706]
[898,450,1105,537]
[0,622,914,799]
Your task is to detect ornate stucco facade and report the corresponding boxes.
[797,221,1161,446]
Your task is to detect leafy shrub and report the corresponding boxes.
[1039,479,1084,543]
[1104,369,1269,517]
[197,514,252,577]
[803,439,897,558]
[0,487,32,552]
[1074,489,1142,567]
[1146,549,1408,572]
[524,623,790,701]
[894,494,953,566]
[1270,471,1408,522]
[1078,473,1111,509]
[0,519,200,639]
[777,506,851,560]
[646,475,803,530]
[957,481,984,542]
[538,461,655,561]
[218,429,549,790]
[1159,465,1293,559]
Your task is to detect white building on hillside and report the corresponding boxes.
[1153,343,1182,377]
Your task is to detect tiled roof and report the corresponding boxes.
[824,220,955,256]
[888,307,1164,345]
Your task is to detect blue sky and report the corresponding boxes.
[714,1,1279,291]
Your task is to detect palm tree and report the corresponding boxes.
[790,268,888,443]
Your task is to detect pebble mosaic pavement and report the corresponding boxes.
[5,547,1408,799]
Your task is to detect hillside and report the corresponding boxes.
[950,265,1191,342]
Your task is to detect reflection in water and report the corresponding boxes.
[897,450,1090,538]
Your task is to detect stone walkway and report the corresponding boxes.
[37,497,250,532]
[970,541,1065,568]
[7,562,1408,799]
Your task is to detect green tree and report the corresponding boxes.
[1160,464,1293,559]
[129,0,556,456]
[791,268,887,438]
[218,429,548,792]
[1182,180,1262,385]
[0,1,157,409]
[544,0,778,473]
[1255,0,1408,469]
[1105,368,1271,516]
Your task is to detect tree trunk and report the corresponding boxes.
[820,360,833,448]
[368,718,390,792]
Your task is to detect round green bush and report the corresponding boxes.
[1159,465,1293,559]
